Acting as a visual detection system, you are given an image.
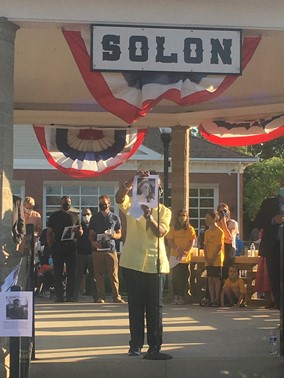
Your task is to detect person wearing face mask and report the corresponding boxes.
[255,177,284,310]
[19,196,42,254]
[73,209,97,302]
[217,202,239,279]
[47,196,83,302]
[89,195,125,304]
[203,211,224,307]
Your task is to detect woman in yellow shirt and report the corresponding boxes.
[166,209,196,305]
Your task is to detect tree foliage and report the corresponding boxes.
[244,136,284,160]
[243,157,284,221]
[190,128,284,233]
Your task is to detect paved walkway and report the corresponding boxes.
[29,296,283,378]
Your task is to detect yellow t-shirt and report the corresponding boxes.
[166,226,196,264]
[204,226,224,266]
[118,195,171,273]
[223,277,246,293]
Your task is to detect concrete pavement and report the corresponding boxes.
[29,296,283,378]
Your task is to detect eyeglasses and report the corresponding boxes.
[178,214,187,217]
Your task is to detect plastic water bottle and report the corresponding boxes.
[269,331,278,355]
[250,243,256,257]
[48,257,53,265]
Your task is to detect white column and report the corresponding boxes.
[0,17,19,267]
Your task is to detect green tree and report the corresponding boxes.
[191,128,284,237]
[243,157,284,221]
[245,136,284,160]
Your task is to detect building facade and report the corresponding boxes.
[13,125,256,236]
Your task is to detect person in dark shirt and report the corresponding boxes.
[6,298,28,319]
[74,208,97,302]
[47,196,82,302]
[89,195,125,304]
[255,177,284,310]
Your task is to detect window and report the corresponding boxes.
[189,185,219,233]
[12,182,25,199]
[43,183,118,227]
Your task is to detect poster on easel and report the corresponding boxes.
[0,291,33,337]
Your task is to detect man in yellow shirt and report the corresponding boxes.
[116,171,171,359]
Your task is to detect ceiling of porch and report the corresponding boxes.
[13,24,284,128]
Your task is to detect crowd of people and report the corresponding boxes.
[10,174,284,358]
[13,194,125,304]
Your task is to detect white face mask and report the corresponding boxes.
[82,215,91,223]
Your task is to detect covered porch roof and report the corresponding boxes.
[3,0,284,129]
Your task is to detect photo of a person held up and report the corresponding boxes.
[135,176,158,208]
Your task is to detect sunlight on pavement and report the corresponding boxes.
[32,342,206,362]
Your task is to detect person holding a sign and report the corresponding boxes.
[47,196,82,302]
[116,170,171,358]
[89,195,125,304]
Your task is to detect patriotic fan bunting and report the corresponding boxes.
[62,30,261,124]
[33,125,147,178]
[200,114,284,146]
[34,31,263,178]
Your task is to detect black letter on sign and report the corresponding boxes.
[184,38,203,63]
[211,39,232,65]
[156,37,178,63]
[102,35,121,61]
[129,36,148,62]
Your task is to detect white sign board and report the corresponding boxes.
[91,25,242,74]
[0,292,33,337]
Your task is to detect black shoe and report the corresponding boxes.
[147,346,160,354]
[128,347,141,356]
[143,347,173,360]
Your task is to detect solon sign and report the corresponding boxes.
[91,25,242,74]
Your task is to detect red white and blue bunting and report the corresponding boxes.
[62,30,261,125]
[200,114,284,146]
[33,32,264,178]
[33,125,147,178]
